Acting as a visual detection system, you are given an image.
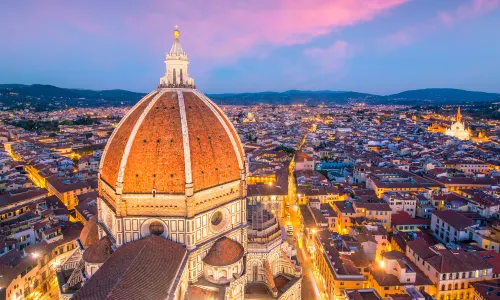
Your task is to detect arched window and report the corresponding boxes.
[173,69,177,85]
[180,68,184,84]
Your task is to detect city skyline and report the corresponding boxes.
[1,0,500,95]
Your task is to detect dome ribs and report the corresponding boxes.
[177,90,193,188]
[183,91,240,192]
[100,91,158,188]
[195,90,245,170]
[122,91,185,194]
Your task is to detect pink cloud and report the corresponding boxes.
[123,0,407,61]
[0,0,406,79]
[382,0,500,49]
[304,41,353,72]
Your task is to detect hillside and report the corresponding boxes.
[207,90,380,105]
[0,84,145,109]
[386,88,500,104]
[1,84,499,109]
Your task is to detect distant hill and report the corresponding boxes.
[206,90,380,105]
[1,84,499,109]
[385,88,500,104]
[0,84,145,109]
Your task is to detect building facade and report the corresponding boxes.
[445,107,470,140]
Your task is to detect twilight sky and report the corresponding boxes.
[1,0,499,94]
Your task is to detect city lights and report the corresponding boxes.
[1,4,499,300]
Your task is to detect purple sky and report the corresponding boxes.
[1,0,499,94]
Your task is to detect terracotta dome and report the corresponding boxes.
[83,236,114,264]
[203,237,244,266]
[79,216,99,248]
[99,90,244,196]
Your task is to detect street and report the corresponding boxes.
[283,127,324,300]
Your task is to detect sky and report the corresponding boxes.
[1,0,500,95]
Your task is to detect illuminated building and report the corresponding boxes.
[445,107,470,140]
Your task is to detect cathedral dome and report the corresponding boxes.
[79,216,99,248]
[98,26,245,217]
[203,237,244,266]
[99,90,244,195]
[82,236,114,264]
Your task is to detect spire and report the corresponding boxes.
[456,106,462,123]
[159,25,195,88]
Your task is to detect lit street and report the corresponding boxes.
[283,127,324,300]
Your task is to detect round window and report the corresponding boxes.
[149,221,164,236]
[211,211,223,226]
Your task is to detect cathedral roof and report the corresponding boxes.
[203,237,244,266]
[185,286,219,300]
[73,235,187,300]
[79,216,99,248]
[99,89,245,196]
[82,236,114,264]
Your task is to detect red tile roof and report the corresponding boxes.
[391,211,431,226]
[73,235,187,300]
[431,210,476,231]
[203,237,244,266]
[79,216,99,248]
[82,236,114,264]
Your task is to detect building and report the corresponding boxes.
[383,192,417,218]
[295,151,315,171]
[470,279,500,300]
[445,107,470,140]
[430,210,477,244]
[332,200,393,233]
[56,26,301,300]
[442,161,490,175]
[313,231,369,299]
[391,211,431,232]
[466,226,500,253]
[406,239,493,300]
[0,222,81,300]
[246,204,302,298]
[46,176,94,210]
[455,189,500,219]
[368,251,433,298]
[365,168,442,198]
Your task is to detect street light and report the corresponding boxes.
[379,260,385,268]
